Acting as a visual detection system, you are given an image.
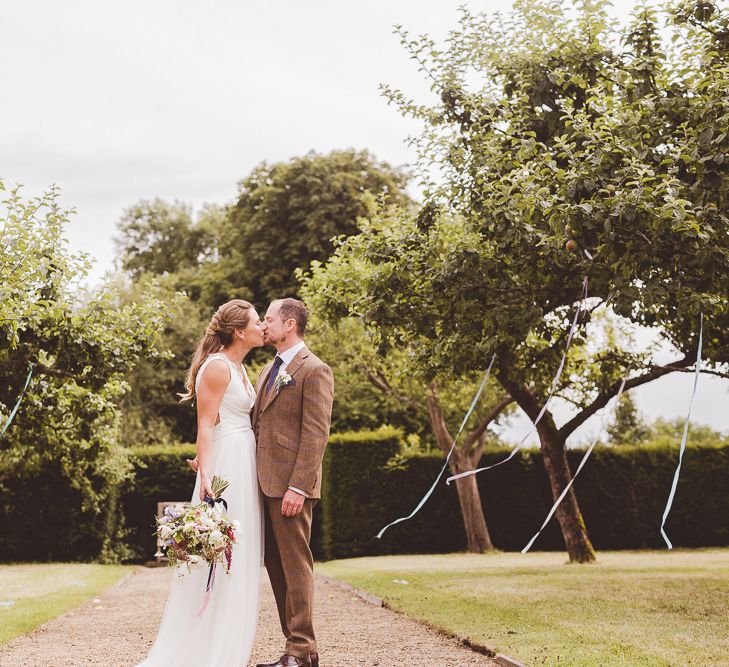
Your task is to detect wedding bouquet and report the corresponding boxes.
[155,476,238,575]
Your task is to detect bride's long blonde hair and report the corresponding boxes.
[179,299,254,402]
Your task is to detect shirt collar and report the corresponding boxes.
[278,340,306,367]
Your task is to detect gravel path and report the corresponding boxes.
[0,565,496,666]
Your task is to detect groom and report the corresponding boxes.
[253,298,334,667]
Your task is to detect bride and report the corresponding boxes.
[137,299,265,667]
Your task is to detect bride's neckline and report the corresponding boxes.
[209,353,253,394]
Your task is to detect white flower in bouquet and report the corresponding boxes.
[164,504,185,520]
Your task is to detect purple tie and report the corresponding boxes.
[265,355,284,393]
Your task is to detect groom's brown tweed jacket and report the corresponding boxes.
[252,345,334,499]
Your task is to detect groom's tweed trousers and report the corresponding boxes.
[263,495,317,658]
[253,344,334,658]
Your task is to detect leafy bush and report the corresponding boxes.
[0,183,177,563]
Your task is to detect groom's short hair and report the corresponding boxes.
[275,298,308,337]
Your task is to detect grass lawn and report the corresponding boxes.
[0,563,132,644]
[316,549,729,666]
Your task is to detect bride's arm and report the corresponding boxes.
[195,359,229,500]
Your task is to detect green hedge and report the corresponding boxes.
[321,441,729,557]
[321,430,466,559]
[0,462,111,561]
[477,443,729,551]
[2,432,727,562]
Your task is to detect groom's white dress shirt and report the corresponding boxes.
[276,340,308,497]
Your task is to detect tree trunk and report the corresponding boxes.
[497,368,596,563]
[538,428,595,562]
[451,459,494,552]
[425,383,495,553]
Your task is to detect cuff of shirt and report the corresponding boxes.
[287,486,307,497]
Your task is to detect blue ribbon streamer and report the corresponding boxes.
[521,378,627,553]
[0,362,34,440]
[447,276,589,485]
[375,354,497,539]
[660,313,704,549]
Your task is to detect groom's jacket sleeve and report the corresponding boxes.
[288,362,334,496]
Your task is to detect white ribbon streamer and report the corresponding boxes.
[660,313,704,549]
[447,276,589,485]
[521,378,627,553]
[375,354,497,539]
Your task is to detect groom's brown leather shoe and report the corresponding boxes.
[310,651,319,667]
[256,655,311,667]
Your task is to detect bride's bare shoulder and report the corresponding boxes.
[198,357,231,391]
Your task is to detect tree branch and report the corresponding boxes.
[365,368,423,410]
[425,380,456,457]
[553,392,586,409]
[558,355,693,438]
[648,364,729,380]
[496,355,563,445]
[468,396,515,463]
[463,394,514,458]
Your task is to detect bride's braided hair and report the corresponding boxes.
[179,298,254,402]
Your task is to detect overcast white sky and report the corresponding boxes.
[2,0,727,441]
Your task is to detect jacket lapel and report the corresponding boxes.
[260,346,309,413]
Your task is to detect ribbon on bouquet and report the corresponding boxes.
[521,378,627,553]
[197,562,218,617]
[447,276,589,485]
[0,362,34,441]
[196,493,228,616]
[375,354,497,540]
[660,313,704,549]
[204,493,228,512]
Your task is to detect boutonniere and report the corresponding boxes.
[273,370,295,394]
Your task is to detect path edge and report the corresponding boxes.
[0,566,138,648]
[315,574,528,666]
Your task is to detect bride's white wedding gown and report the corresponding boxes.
[137,353,263,667]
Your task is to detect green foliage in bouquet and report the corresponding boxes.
[206,475,229,500]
